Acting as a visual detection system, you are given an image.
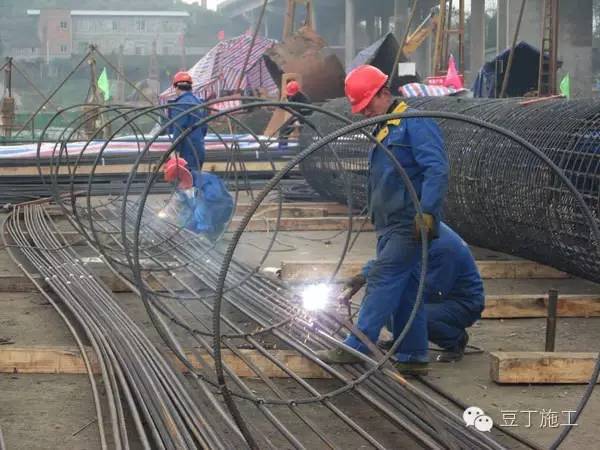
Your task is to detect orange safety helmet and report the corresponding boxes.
[286,80,300,96]
[344,65,389,114]
[164,157,193,190]
[173,71,193,87]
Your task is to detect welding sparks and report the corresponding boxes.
[301,283,332,311]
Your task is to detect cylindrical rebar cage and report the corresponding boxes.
[300,97,600,283]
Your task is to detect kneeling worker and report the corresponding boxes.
[348,222,485,363]
[161,158,234,241]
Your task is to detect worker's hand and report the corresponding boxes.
[414,213,437,240]
[337,273,366,305]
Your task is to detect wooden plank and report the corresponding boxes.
[280,261,365,282]
[43,202,353,219]
[247,202,351,216]
[0,347,101,375]
[0,274,38,292]
[0,269,131,293]
[0,161,294,177]
[236,202,353,218]
[483,294,600,318]
[0,346,332,379]
[37,206,359,231]
[477,260,569,279]
[490,352,599,384]
[230,216,372,232]
[280,260,570,282]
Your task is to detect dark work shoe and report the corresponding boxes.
[436,332,469,363]
[315,348,362,364]
[377,339,394,351]
[394,361,429,376]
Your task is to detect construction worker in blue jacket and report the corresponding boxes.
[367,222,485,362]
[167,72,208,170]
[162,158,234,241]
[316,65,449,375]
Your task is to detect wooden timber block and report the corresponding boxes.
[280,260,570,282]
[0,271,131,293]
[235,202,351,217]
[0,346,332,379]
[490,352,599,384]
[0,256,206,294]
[0,273,38,292]
[229,217,372,232]
[280,261,365,282]
[240,205,348,219]
[0,346,102,374]
[44,202,352,220]
[483,294,600,318]
[477,260,569,279]
[0,256,131,293]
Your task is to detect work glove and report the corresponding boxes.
[337,272,366,306]
[414,213,438,240]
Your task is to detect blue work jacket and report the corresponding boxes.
[179,171,234,238]
[368,101,449,235]
[168,91,208,169]
[417,223,484,307]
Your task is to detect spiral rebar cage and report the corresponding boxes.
[16,97,595,449]
[300,96,600,284]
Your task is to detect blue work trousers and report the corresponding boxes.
[425,300,482,351]
[344,228,429,363]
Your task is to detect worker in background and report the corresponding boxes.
[167,72,208,170]
[347,222,484,363]
[278,80,312,150]
[161,158,234,241]
[316,65,449,375]
[286,80,312,115]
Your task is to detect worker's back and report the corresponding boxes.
[172,170,234,241]
[419,222,484,308]
[168,91,208,169]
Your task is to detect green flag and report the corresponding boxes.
[559,73,570,99]
[97,67,110,101]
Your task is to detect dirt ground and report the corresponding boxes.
[1,224,600,449]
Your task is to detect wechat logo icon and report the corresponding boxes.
[463,406,494,432]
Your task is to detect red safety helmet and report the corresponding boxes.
[173,71,193,87]
[286,80,300,96]
[164,158,193,190]
[344,65,389,114]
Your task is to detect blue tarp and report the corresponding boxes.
[472,42,561,98]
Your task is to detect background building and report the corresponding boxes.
[27,9,190,58]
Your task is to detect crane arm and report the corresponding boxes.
[403,9,440,56]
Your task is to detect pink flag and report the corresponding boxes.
[444,55,463,89]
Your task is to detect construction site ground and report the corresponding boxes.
[1,204,600,450]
